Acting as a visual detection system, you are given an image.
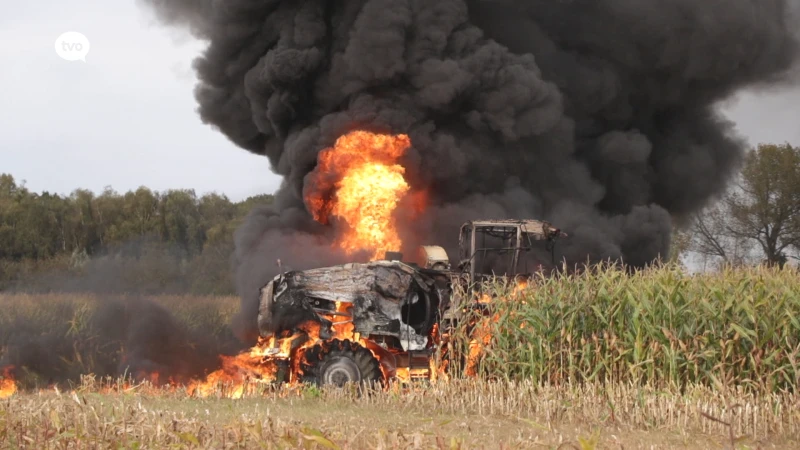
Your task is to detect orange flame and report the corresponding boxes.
[331,301,356,339]
[305,130,417,260]
[0,366,17,399]
[187,332,303,399]
[466,278,531,375]
[184,301,393,397]
[513,279,529,296]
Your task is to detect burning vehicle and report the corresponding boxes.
[184,132,568,396]
[253,219,567,387]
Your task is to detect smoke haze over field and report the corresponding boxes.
[0,296,238,385]
[138,0,800,342]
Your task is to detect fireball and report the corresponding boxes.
[305,130,415,260]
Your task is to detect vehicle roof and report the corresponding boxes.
[420,245,449,262]
[465,219,556,234]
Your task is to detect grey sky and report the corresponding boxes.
[2,1,798,202]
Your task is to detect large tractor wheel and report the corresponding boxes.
[300,339,382,387]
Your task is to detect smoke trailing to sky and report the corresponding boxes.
[138,0,800,342]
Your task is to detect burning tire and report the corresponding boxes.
[300,339,382,387]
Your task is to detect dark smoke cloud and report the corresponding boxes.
[0,297,236,386]
[1,237,243,385]
[137,0,800,343]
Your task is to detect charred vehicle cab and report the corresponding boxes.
[255,219,566,387]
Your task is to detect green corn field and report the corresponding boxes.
[459,263,800,395]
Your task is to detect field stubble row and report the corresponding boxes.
[1,375,798,449]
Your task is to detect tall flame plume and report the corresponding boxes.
[305,130,417,260]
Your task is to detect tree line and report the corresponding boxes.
[1,141,797,293]
[0,174,273,294]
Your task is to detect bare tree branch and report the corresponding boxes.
[686,143,800,269]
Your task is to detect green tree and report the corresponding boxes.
[159,189,202,256]
[688,142,800,269]
[68,189,100,254]
[0,175,21,259]
[0,171,276,294]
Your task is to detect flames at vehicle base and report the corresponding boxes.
[182,262,534,398]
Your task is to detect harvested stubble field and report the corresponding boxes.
[2,377,798,449]
[1,264,800,449]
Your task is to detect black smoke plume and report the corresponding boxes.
[137,0,800,343]
[0,296,238,387]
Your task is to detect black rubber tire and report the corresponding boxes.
[300,339,383,387]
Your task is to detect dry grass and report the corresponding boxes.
[2,377,798,449]
[0,293,239,331]
[0,293,240,353]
